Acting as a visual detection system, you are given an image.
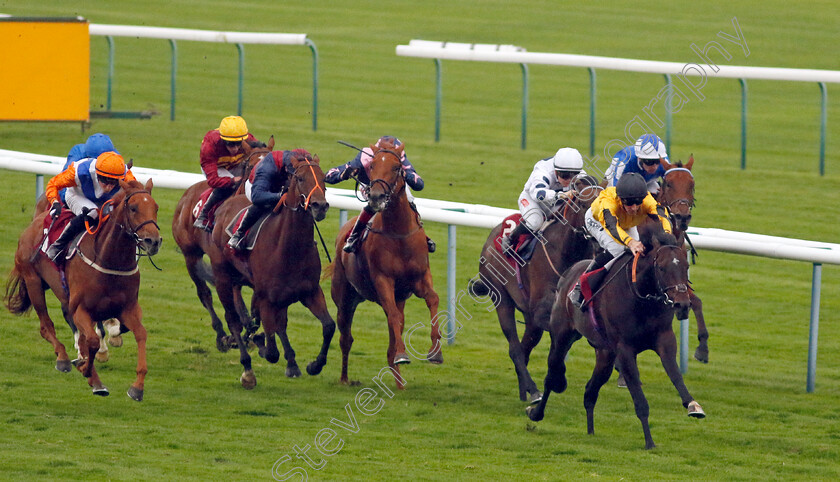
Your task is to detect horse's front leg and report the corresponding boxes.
[215,271,254,389]
[413,270,443,364]
[300,288,336,376]
[71,307,109,397]
[655,329,706,420]
[689,290,709,363]
[118,302,147,401]
[373,277,408,365]
[615,345,654,449]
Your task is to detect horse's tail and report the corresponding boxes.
[467,275,490,297]
[321,259,335,282]
[4,266,32,315]
[197,259,215,286]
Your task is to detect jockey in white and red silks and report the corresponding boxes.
[325,135,434,253]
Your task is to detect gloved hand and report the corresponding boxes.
[49,201,61,219]
[342,167,359,180]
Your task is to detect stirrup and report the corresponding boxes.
[46,245,65,264]
[193,217,209,231]
[228,234,245,251]
[427,238,436,253]
[343,237,359,253]
[568,283,583,310]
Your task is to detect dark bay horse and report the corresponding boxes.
[5,179,161,400]
[659,155,709,363]
[526,222,705,449]
[327,140,442,389]
[172,138,273,351]
[468,176,600,404]
[207,149,334,389]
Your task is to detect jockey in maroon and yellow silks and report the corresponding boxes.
[199,128,258,189]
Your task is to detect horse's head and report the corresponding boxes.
[117,178,162,255]
[659,155,695,232]
[241,136,276,174]
[366,140,405,212]
[286,149,329,221]
[639,222,690,318]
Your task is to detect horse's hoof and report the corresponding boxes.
[240,370,257,389]
[127,386,144,402]
[108,335,123,348]
[427,351,444,364]
[694,347,709,364]
[394,353,411,365]
[55,360,72,373]
[687,400,706,418]
[215,336,231,353]
[95,351,109,363]
[528,391,543,405]
[92,385,110,397]
[71,358,85,368]
[525,406,543,422]
[306,361,324,376]
[286,366,302,378]
[617,376,627,388]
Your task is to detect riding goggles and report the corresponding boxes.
[640,158,660,166]
[621,197,645,206]
[556,170,580,180]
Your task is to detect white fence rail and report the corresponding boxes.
[0,148,835,391]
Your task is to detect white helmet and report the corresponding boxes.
[634,134,667,160]
[552,147,584,171]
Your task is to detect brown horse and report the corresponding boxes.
[207,149,334,389]
[327,140,442,389]
[172,139,274,352]
[526,222,705,449]
[4,179,161,400]
[658,155,709,363]
[468,176,600,404]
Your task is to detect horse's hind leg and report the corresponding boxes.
[497,299,540,403]
[656,329,705,419]
[526,324,580,421]
[615,346,655,449]
[215,272,254,389]
[689,290,709,363]
[185,253,230,352]
[267,303,301,378]
[332,264,362,386]
[233,287,256,344]
[23,275,72,372]
[71,307,108,396]
[583,348,616,436]
[300,289,336,376]
[520,320,544,366]
[118,302,147,401]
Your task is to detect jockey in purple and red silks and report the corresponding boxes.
[325,135,435,253]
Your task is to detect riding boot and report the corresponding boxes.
[193,188,229,232]
[343,208,374,253]
[568,251,612,311]
[500,221,532,253]
[228,204,264,251]
[46,214,89,264]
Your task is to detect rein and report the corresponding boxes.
[628,246,688,305]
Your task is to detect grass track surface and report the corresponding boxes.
[1,1,839,480]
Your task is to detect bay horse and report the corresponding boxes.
[327,140,441,389]
[658,155,709,363]
[172,138,273,352]
[468,176,600,404]
[526,222,705,449]
[207,149,334,389]
[4,179,161,400]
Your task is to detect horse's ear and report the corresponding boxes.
[659,157,671,170]
[119,179,130,191]
[145,177,154,192]
[127,158,134,170]
[267,135,275,150]
[312,153,320,164]
[369,143,377,152]
[396,143,405,156]
[685,153,694,170]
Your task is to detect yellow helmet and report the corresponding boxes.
[218,116,248,141]
[95,151,127,180]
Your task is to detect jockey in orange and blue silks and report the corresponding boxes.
[605,134,669,196]
[568,172,672,310]
[324,136,434,253]
[65,133,120,170]
[44,151,136,263]
[193,116,260,232]
[227,149,302,251]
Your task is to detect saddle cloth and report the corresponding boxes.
[224,207,271,251]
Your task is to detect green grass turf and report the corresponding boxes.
[1,1,839,480]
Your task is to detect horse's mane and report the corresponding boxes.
[246,140,268,149]
[639,218,678,250]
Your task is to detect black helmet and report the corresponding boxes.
[616,172,647,200]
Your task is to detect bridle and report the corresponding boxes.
[122,189,160,250]
[660,168,695,218]
[288,161,325,211]
[629,245,689,305]
[366,149,405,208]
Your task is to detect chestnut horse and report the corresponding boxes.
[658,155,709,363]
[526,222,705,449]
[4,179,161,400]
[328,140,442,389]
[468,176,600,404]
[172,139,273,352]
[207,149,334,389]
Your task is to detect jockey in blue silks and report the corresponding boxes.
[605,133,669,196]
[325,135,434,253]
[65,133,120,170]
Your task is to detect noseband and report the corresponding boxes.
[630,245,689,306]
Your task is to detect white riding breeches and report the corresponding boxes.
[584,207,638,258]
[64,189,100,219]
[518,190,552,232]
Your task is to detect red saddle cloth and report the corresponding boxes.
[579,266,606,304]
[42,210,76,248]
[493,213,531,255]
[193,189,220,226]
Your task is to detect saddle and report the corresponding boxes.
[40,211,86,263]
[224,206,271,252]
[494,214,538,261]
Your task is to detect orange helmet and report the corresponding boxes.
[218,116,248,141]
[95,151,127,180]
